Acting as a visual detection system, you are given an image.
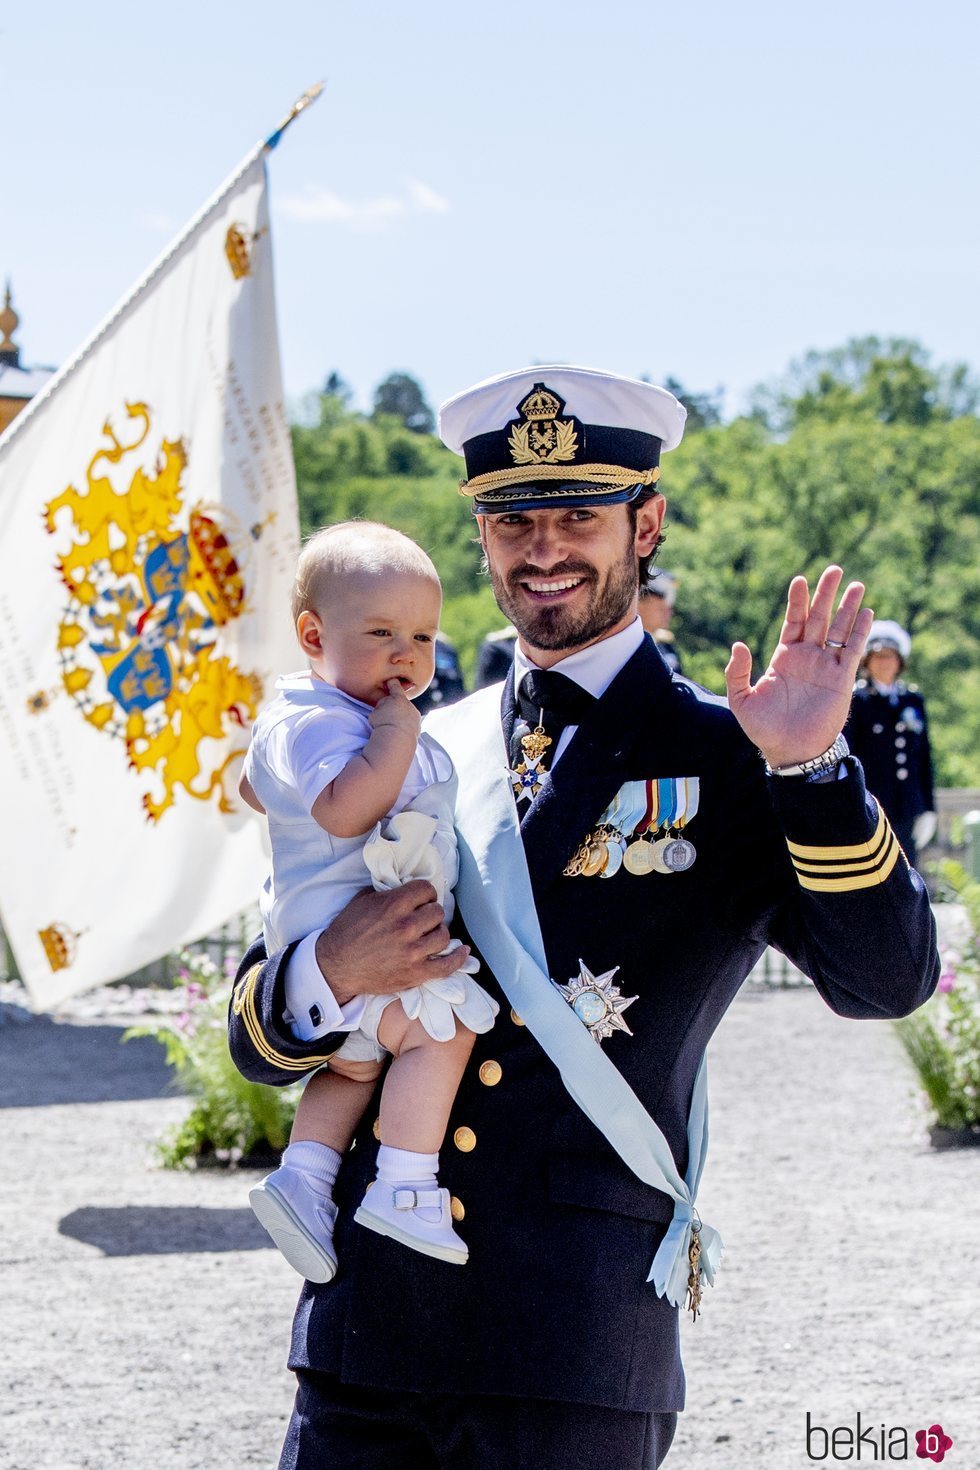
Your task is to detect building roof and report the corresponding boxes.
[0,361,56,401]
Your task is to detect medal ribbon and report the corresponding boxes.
[675,776,700,830]
[657,777,678,833]
[635,778,657,836]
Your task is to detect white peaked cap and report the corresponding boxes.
[438,365,687,512]
[439,365,687,455]
[866,619,912,661]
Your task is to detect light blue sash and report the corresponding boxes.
[426,688,723,1305]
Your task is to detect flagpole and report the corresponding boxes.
[0,83,325,464]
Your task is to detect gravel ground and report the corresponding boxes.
[1,962,977,1470]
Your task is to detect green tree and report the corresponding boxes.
[372,371,435,434]
[662,376,724,432]
[751,337,980,432]
[664,344,980,785]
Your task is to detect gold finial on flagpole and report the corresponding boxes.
[265,82,325,151]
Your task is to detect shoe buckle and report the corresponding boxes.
[393,1188,442,1212]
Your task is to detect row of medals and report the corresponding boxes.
[563,822,697,878]
[510,720,697,879]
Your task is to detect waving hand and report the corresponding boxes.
[725,566,873,769]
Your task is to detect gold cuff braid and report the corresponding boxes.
[459,463,661,498]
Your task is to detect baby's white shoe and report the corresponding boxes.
[353,1184,468,1265]
[249,1165,339,1283]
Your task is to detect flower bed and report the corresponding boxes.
[126,950,299,1168]
[895,863,980,1144]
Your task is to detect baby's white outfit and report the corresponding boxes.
[243,672,497,1059]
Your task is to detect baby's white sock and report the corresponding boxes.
[376,1145,441,1222]
[282,1140,342,1195]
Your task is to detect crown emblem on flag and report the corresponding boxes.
[37,922,83,972]
[188,507,247,624]
[225,225,253,279]
[43,405,263,823]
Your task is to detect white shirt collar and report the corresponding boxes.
[513,617,645,700]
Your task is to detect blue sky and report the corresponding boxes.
[4,0,978,420]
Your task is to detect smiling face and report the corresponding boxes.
[477,498,665,666]
[297,566,442,706]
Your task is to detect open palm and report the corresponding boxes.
[725,566,874,769]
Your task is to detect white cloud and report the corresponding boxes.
[406,179,450,214]
[141,212,177,233]
[277,180,451,231]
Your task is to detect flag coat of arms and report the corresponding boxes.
[0,150,300,1007]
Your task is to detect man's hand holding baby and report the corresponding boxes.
[314,880,468,1005]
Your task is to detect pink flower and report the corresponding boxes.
[937,973,956,994]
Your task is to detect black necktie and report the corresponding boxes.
[513,669,597,765]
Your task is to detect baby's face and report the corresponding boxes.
[304,568,442,706]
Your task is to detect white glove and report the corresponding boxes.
[361,810,499,1042]
[913,811,937,849]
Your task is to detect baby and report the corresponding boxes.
[241,521,497,1279]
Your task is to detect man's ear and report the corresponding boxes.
[297,610,323,658]
[634,494,666,557]
[476,514,489,555]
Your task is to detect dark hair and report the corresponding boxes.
[628,491,666,586]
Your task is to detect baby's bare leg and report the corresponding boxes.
[376,1004,475,1153]
[291,1057,383,1154]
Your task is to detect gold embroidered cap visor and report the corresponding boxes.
[438,365,687,515]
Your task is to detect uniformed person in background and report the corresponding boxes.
[229,367,939,1470]
[473,622,517,688]
[637,567,683,673]
[843,619,936,863]
[412,631,466,716]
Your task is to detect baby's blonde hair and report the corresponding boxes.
[291,521,440,626]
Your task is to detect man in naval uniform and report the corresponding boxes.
[637,566,683,673]
[473,622,518,688]
[229,367,938,1470]
[843,619,937,865]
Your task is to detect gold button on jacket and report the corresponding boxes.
[479,1060,502,1086]
[453,1126,477,1152]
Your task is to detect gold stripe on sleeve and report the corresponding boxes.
[785,804,887,863]
[234,963,339,1072]
[792,833,902,892]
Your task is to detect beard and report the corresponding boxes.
[486,535,639,653]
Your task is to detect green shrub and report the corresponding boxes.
[895,862,980,1132]
[126,951,300,1168]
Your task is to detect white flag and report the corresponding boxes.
[0,151,300,1007]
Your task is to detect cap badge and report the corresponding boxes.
[507,383,579,467]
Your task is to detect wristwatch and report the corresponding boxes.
[764,733,849,779]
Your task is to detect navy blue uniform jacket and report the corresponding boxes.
[844,679,935,858]
[228,637,938,1413]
